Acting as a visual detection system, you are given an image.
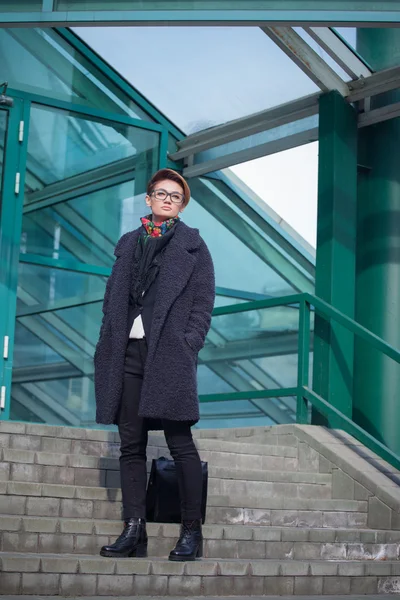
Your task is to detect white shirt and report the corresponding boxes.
[129,314,146,339]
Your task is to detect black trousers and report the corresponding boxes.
[117,338,203,521]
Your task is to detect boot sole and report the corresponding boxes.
[168,554,198,562]
[100,548,148,558]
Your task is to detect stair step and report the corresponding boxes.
[1,515,399,560]
[1,453,330,489]
[1,446,298,473]
[0,492,368,527]
[1,552,400,596]
[0,483,366,512]
[0,429,298,458]
[0,422,295,446]
[0,469,331,504]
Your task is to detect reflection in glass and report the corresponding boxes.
[198,399,278,429]
[11,377,97,428]
[0,28,153,119]
[22,179,146,266]
[16,263,106,313]
[184,178,308,297]
[12,299,103,427]
[195,303,315,427]
[24,104,159,204]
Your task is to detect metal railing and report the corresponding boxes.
[200,292,400,471]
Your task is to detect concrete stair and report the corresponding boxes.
[1,420,400,596]
[2,552,400,596]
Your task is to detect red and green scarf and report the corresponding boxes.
[141,214,179,239]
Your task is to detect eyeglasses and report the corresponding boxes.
[151,188,184,205]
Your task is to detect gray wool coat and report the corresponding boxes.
[94,221,215,426]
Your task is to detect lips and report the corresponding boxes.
[162,206,172,210]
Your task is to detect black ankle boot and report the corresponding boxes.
[100,517,147,558]
[169,519,203,562]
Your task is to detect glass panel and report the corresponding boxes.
[11,378,97,427]
[0,0,41,9]
[334,27,358,51]
[214,296,250,308]
[22,179,144,266]
[196,301,315,427]
[197,304,300,424]
[197,399,280,429]
[78,26,318,133]
[185,198,293,296]
[185,177,314,296]
[56,1,400,10]
[16,263,106,313]
[24,104,159,204]
[0,28,153,120]
[12,297,103,427]
[232,142,319,249]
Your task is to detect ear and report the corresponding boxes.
[145,194,152,207]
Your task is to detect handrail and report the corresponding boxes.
[206,291,400,471]
[303,292,400,364]
[212,293,304,317]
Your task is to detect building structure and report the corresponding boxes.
[0,5,399,459]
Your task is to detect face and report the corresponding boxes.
[145,178,185,222]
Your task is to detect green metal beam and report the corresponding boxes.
[354,28,400,457]
[312,90,358,427]
[19,253,111,276]
[1,6,400,26]
[199,387,298,404]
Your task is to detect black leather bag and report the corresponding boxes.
[146,456,208,524]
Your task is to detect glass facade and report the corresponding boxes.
[2,28,153,120]
[0,26,315,430]
[78,26,319,134]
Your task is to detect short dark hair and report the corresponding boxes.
[147,168,191,206]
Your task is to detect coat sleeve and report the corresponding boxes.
[185,241,216,353]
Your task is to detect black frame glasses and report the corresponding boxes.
[150,188,184,205]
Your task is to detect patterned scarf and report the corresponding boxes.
[141,214,180,240]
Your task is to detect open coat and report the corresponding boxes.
[94,221,215,426]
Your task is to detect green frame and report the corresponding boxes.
[1,5,400,26]
[0,98,29,420]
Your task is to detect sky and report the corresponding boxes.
[77,26,356,249]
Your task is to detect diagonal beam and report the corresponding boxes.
[304,27,372,80]
[262,26,349,96]
[170,93,320,161]
[182,127,318,178]
[190,178,314,293]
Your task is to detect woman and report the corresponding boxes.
[94,168,215,562]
